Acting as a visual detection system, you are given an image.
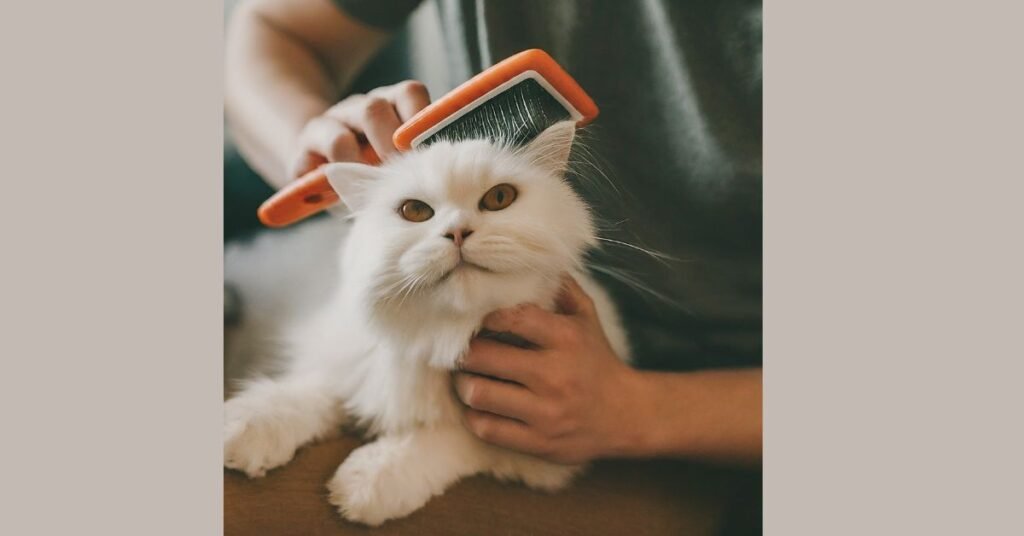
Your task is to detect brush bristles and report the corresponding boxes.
[422,78,572,148]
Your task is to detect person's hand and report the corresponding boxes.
[289,80,431,178]
[453,275,641,465]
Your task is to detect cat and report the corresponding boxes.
[223,121,631,526]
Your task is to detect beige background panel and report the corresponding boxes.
[0,1,223,535]
[765,1,1024,534]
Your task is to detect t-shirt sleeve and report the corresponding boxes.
[331,0,423,31]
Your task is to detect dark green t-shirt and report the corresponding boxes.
[336,0,763,372]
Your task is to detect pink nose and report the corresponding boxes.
[443,228,474,247]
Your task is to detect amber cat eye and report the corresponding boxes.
[480,184,518,211]
[399,200,434,222]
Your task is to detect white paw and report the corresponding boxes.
[327,443,431,526]
[491,454,582,492]
[223,398,299,478]
[518,462,580,492]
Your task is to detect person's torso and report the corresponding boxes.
[363,0,764,370]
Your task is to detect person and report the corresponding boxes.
[226,0,762,466]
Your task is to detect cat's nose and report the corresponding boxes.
[443,228,474,247]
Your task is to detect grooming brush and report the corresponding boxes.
[257,49,599,228]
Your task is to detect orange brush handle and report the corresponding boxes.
[257,49,597,228]
[257,144,379,228]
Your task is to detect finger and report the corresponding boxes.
[369,80,431,122]
[462,408,550,456]
[327,96,402,159]
[303,116,362,163]
[554,273,596,319]
[459,337,542,385]
[389,80,431,122]
[481,304,567,349]
[453,373,545,423]
[289,150,324,179]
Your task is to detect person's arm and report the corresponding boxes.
[453,275,762,466]
[225,0,428,188]
[624,367,762,464]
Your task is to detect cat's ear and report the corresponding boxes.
[520,120,576,176]
[323,162,384,211]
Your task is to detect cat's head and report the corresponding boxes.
[323,121,595,317]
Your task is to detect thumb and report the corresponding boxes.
[554,274,596,319]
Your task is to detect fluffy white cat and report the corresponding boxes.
[223,121,631,526]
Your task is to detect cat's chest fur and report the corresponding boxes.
[293,274,561,436]
[340,320,479,435]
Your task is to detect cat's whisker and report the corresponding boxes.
[390,270,434,309]
[594,236,683,266]
[591,217,631,232]
[568,142,621,196]
[587,263,686,311]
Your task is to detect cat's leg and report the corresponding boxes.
[489,451,583,492]
[327,426,488,526]
[224,374,344,477]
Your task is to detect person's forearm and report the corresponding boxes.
[615,367,762,465]
[224,1,386,188]
[226,4,335,187]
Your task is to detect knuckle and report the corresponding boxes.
[298,116,327,142]
[298,117,318,135]
[481,311,501,327]
[361,97,392,119]
[506,314,525,333]
[486,309,514,330]
[330,94,363,113]
[535,367,560,392]
[545,375,567,396]
[522,304,555,326]
[520,303,545,317]
[562,375,581,395]
[549,372,578,398]
[542,404,565,428]
[556,321,581,345]
[327,129,356,158]
[398,79,428,96]
[522,310,546,329]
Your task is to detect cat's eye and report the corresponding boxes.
[399,199,434,222]
[479,184,518,211]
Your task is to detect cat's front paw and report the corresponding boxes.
[517,462,580,492]
[223,399,299,478]
[491,454,582,492]
[327,443,430,526]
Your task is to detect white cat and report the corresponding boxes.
[223,121,631,526]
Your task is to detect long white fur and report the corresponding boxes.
[224,122,631,526]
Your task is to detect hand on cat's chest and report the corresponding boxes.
[454,276,633,465]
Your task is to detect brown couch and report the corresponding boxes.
[225,433,760,535]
